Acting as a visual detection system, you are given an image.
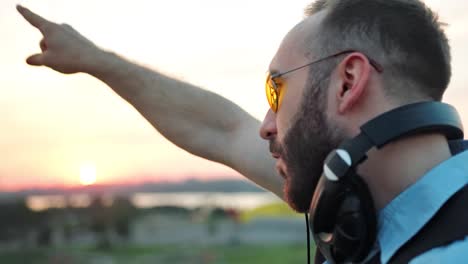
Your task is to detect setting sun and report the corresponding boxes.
[79,163,97,186]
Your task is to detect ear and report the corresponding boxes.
[336,53,372,114]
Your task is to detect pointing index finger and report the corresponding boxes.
[16,5,52,32]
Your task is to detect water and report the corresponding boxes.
[26,192,281,211]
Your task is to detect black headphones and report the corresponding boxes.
[308,101,464,263]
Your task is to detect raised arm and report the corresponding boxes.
[16,5,283,198]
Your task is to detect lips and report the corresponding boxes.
[275,158,287,179]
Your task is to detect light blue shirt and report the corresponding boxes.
[324,150,468,264]
[378,149,468,263]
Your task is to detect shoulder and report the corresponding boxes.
[409,236,468,264]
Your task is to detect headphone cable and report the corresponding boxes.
[305,213,311,264]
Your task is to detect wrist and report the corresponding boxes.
[83,49,118,76]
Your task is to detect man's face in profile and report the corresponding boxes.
[262,14,346,213]
[271,71,343,213]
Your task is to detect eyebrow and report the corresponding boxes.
[268,68,280,75]
[269,69,287,80]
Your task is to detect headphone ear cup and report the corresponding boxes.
[309,171,377,263]
[310,175,348,262]
[333,173,377,261]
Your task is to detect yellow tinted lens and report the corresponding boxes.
[265,73,278,112]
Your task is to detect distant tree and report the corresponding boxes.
[89,195,112,250]
[111,197,136,241]
[0,200,40,243]
[206,207,228,236]
[36,225,52,247]
[87,195,138,249]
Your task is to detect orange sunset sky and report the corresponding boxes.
[1,0,467,190]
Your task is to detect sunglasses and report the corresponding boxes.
[265,50,384,113]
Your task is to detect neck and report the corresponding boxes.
[357,133,451,210]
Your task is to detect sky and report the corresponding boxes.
[0,0,467,190]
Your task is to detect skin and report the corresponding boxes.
[17,5,454,213]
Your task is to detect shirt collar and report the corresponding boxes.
[376,150,468,263]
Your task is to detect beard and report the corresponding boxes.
[271,76,345,213]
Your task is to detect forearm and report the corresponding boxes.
[87,51,253,163]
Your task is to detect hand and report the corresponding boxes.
[17,5,101,74]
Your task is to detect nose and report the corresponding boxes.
[260,109,277,140]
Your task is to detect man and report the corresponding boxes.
[17,0,467,263]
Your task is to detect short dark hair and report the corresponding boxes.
[304,0,451,101]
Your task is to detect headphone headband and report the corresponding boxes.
[361,101,463,145]
[337,102,464,175]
